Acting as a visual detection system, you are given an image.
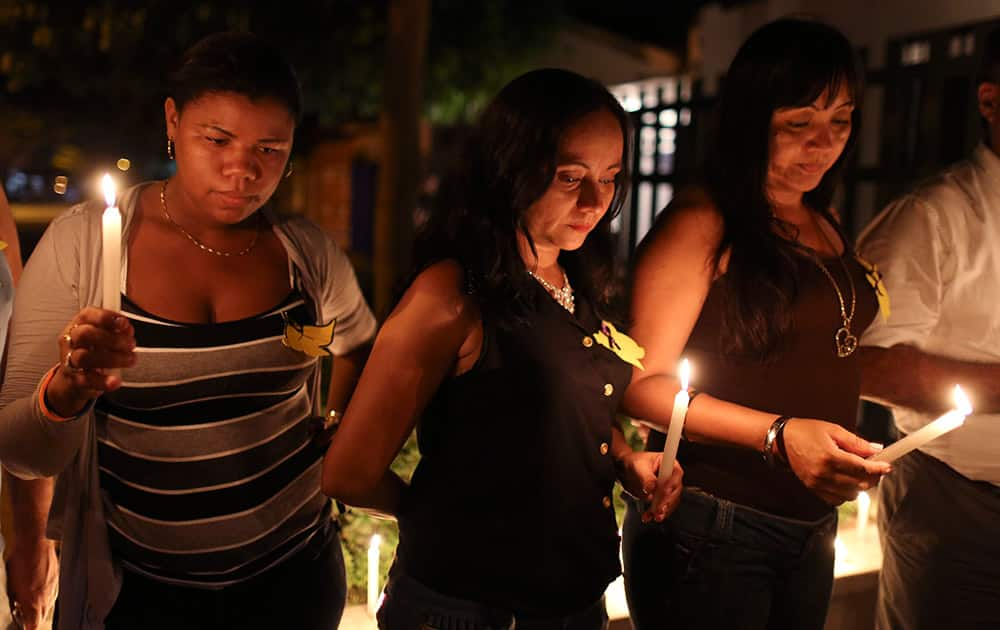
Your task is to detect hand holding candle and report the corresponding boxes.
[658,358,690,485]
[871,385,971,463]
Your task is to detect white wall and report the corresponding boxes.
[534,21,681,86]
[696,0,1000,92]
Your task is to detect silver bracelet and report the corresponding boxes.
[762,415,792,468]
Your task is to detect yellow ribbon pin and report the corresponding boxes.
[282,315,336,358]
[593,320,645,370]
[855,254,890,322]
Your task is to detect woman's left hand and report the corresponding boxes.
[618,451,684,522]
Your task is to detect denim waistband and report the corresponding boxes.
[380,571,606,630]
[632,487,837,557]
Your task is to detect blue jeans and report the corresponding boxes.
[377,571,609,630]
[622,489,836,630]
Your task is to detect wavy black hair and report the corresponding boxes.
[168,31,303,124]
[704,17,862,357]
[412,68,632,328]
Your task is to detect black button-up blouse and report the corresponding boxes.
[396,282,633,616]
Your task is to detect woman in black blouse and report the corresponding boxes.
[322,68,682,629]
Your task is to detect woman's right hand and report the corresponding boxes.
[45,307,136,417]
[781,419,891,505]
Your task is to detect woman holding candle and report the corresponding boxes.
[322,68,682,629]
[0,33,375,630]
[620,18,892,630]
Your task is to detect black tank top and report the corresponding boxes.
[649,247,879,520]
[396,282,632,616]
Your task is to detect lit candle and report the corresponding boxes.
[101,174,121,313]
[871,385,972,463]
[658,359,690,485]
[855,490,871,535]
[367,533,382,616]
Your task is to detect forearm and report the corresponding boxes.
[609,419,635,481]
[0,390,87,478]
[325,342,372,414]
[1,473,54,554]
[624,374,775,451]
[325,468,407,518]
[860,345,1000,414]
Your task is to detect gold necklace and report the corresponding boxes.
[159,181,260,257]
[527,268,575,314]
[809,217,857,357]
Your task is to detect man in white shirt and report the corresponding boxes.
[858,27,1000,630]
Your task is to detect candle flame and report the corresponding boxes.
[369,533,382,552]
[953,385,972,415]
[101,174,117,208]
[679,358,690,391]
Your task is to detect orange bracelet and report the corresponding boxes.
[38,366,78,422]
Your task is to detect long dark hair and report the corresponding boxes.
[412,68,632,327]
[705,17,862,357]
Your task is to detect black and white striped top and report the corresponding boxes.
[95,290,331,589]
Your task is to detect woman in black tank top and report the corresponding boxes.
[323,69,682,629]
[620,19,892,630]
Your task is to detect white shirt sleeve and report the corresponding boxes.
[320,238,377,356]
[858,194,952,349]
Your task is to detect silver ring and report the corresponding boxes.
[63,350,84,373]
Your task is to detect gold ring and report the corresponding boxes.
[62,332,73,347]
[63,350,84,374]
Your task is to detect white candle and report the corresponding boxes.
[871,385,972,463]
[367,533,382,616]
[658,359,690,484]
[101,174,121,313]
[855,490,871,535]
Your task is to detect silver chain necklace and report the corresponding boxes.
[527,268,575,314]
[160,180,260,257]
[812,255,857,357]
[809,214,858,358]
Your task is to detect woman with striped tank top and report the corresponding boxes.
[0,33,376,629]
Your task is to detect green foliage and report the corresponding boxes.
[0,0,565,170]
[339,432,419,604]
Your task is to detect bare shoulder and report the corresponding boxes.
[640,185,723,258]
[399,259,480,329]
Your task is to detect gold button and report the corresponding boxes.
[603,383,614,397]
[600,442,609,455]
[582,336,594,348]
[602,496,612,508]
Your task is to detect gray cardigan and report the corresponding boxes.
[0,183,376,629]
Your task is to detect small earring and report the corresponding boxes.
[167,138,175,160]
[284,160,294,179]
